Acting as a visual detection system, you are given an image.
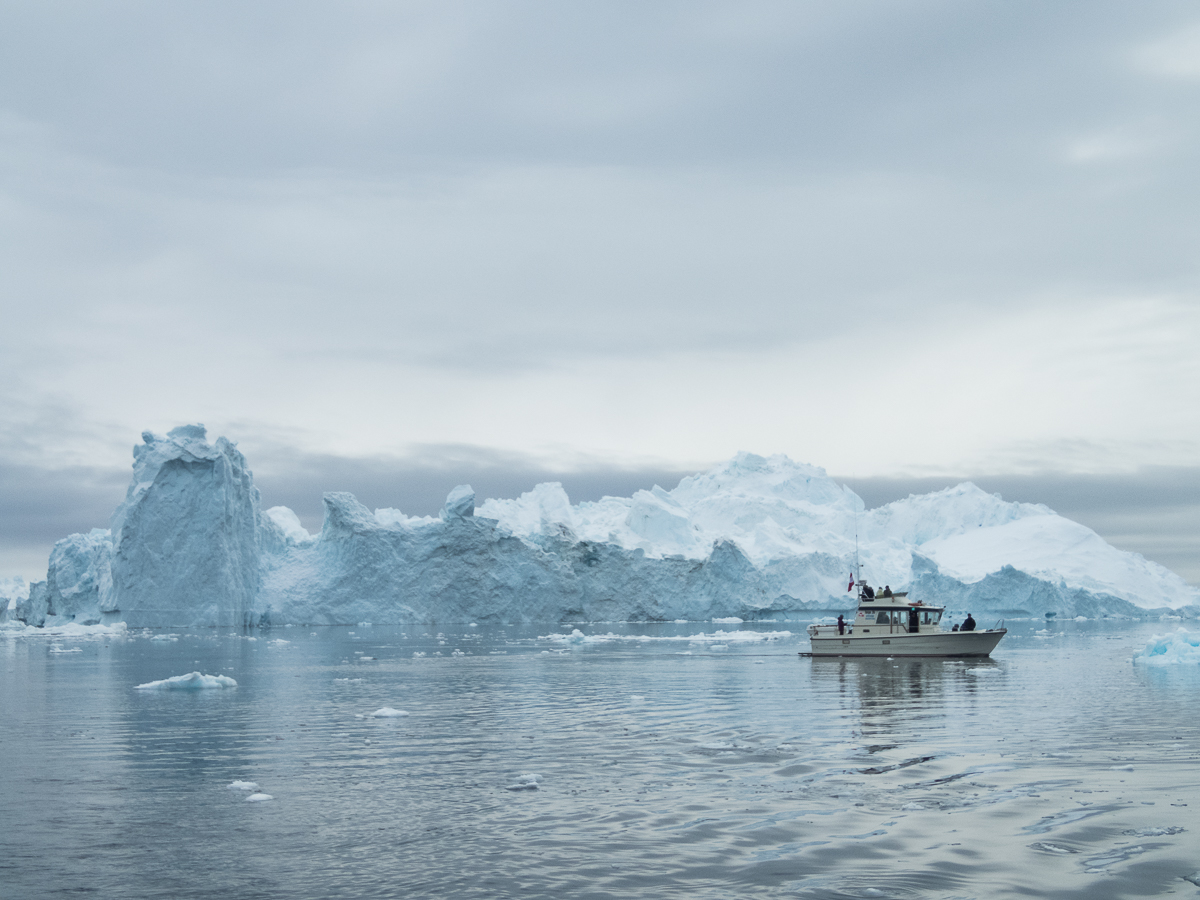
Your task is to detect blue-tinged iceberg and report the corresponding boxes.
[6,426,1198,627]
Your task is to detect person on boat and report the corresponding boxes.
[951,623,959,631]
[883,585,893,597]
[907,607,919,632]
[961,613,976,632]
[863,584,875,599]
[837,615,846,635]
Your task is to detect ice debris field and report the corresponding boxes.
[2,424,1197,629]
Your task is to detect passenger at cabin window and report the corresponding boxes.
[876,612,889,624]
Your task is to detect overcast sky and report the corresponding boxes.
[1,1,1197,584]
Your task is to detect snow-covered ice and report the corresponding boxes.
[245,793,273,802]
[134,672,238,690]
[228,781,260,791]
[7,427,1199,628]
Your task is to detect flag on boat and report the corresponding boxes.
[847,573,854,592]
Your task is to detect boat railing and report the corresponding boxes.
[990,618,1005,631]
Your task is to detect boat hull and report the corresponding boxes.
[805,628,1006,658]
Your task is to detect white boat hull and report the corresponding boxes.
[805,628,1006,658]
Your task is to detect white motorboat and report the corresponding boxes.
[802,580,1006,658]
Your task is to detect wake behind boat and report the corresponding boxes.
[802,578,1006,658]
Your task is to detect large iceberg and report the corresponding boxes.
[8,426,1199,627]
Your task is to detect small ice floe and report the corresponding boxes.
[1185,871,1200,887]
[357,656,375,661]
[135,672,237,690]
[245,793,274,802]
[333,677,363,683]
[505,773,542,791]
[49,644,82,654]
[227,780,260,791]
[150,634,179,642]
[451,649,465,657]
[368,707,409,718]
[468,623,478,627]
[902,803,926,811]
[1133,628,1200,666]
[674,619,688,623]
[1074,616,1088,622]
[269,639,290,645]
[630,695,645,702]
[1110,764,1135,771]
[412,651,426,658]
[712,617,743,624]
[1029,842,1078,854]
[709,644,728,651]
[967,667,1001,676]
[1122,826,1184,836]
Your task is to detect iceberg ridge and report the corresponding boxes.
[9,428,1198,627]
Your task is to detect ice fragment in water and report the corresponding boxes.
[368,707,409,718]
[135,672,237,690]
[228,781,259,791]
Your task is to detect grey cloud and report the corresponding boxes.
[4,2,1200,377]
[0,462,127,548]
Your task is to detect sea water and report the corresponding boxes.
[2,618,1198,899]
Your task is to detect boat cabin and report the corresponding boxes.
[854,603,943,634]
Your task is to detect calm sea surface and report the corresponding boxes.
[2,618,1198,899]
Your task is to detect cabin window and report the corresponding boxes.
[875,612,890,624]
[922,610,942,625]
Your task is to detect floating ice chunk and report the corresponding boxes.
[1132,628,1200,665]
[1122,826,1184,836]
[269,639,290,645]
[709,644,728,651]
[505,773,542,791]
[150,634,179,642]
[630,695,645,701]
[1110,764,1135,771]
[49,644,83,653]
[245,793,273,802]
[967,667,1001,676]
[712,616,743,624]
[228,781,260,791]
[902,803,926,811]
[368,707,409,718]
[135,671,237,690]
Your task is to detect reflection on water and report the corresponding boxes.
[2,619,1198,899]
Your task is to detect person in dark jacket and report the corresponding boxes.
[837,615,846,635]
[961,613,976,632]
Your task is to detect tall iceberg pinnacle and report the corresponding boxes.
[108,425,263,627]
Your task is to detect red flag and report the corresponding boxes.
[847,573,855,592]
